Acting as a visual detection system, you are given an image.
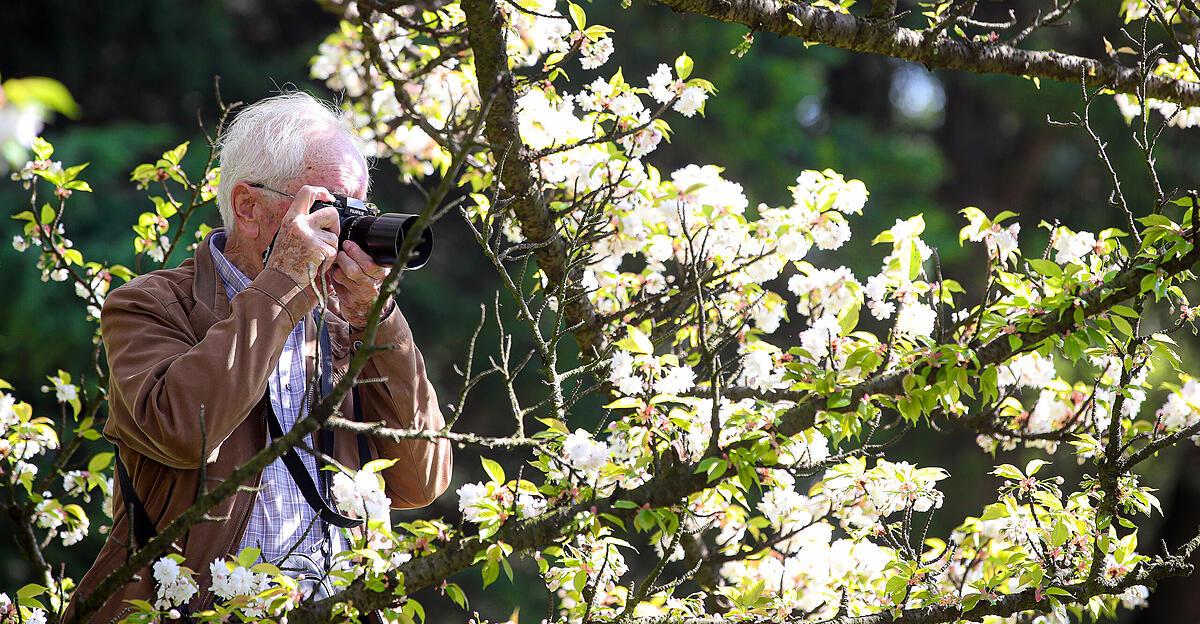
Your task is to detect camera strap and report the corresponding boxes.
[115,453,197,622]
[114,454,157,549]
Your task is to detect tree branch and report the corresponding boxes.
[459,0,606,363]
[643,0,1200,107]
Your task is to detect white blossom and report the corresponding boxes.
[799,316,841,361]
[653,365,696,396]
[209,560,269,601]
[738,348,785,390]
[1121,585,1151,609]
[457,482,491,523]
[1052,228,1098,264]
[1158,379,1200,432]
[997,352,1057,390]
[833,179,869,214]
[647,64,675,103]
[895,303,936,339]
[811,215,851,250]
[673,86,707,117]
[153,557,198,610]
[331,469,392,524]
[517,492,548,518]
[581,37,614,69]
[563,429,611,472]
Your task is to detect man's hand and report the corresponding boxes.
[266,185,341,287]
[328,240,391,328]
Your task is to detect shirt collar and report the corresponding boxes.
[209,230,252,296]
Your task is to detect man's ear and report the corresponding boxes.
[230,182,261,239]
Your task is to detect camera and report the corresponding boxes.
[311,195,434,270]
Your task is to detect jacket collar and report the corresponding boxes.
[188,229,226,336]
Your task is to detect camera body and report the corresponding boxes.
[311,194,433,269]
[312,194,377,220]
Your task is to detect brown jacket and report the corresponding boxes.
[63,230,453,623]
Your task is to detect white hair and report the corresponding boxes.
[215,91,369,232]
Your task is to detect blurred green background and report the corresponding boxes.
[3,0,1200,620]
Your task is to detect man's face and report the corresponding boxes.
[242,132,369,249]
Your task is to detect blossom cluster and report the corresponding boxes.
[1111,41,1200,129]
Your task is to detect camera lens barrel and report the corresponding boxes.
[341,213,433,269]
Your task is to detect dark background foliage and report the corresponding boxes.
[2,0,1199,619]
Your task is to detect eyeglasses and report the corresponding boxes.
[247,181,377,212]
[246,182,295,199]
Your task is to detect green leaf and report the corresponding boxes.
[31,137,54,160]
[3,77,79,118]
[123,599,156,612]
[701,458,728,482]
[17,583,46,602]
[1140,273,1159,294]
[634,508,656,532]
[444,582,469,609]
[992,464,1024,480]
[675,52,694,80]
[615,326,654,355]
[838,302,860,335]
[1137,214,1175,227]
[481,457,506,484]
[583,24,613,40]
[63,162,89,181]
[88,452,114,474]
[163,142,189,166]
[603,397,642,410]
[482,559,500,588]
[568,2,586,28]
[237,547,261,568]
[536,416,569,434]
[1027,258,1063,279]
[251,562,282,575]
[1024,459,1050,476]
[907,241,923,280]
[152,196,178,219]
[1051,522,1069,547]
[826,389,852,409]
[362,458,399,474]
[1111,314,1133,337]
[695,457,726,481]
[405,598,426,624]
[1111,304,1140,318]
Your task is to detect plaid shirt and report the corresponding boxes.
[210,231,344,563]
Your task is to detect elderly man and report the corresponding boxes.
[64,92,452,622]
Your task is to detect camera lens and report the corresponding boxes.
[342,213,434,269]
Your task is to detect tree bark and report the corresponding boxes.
[646,0,1200,106]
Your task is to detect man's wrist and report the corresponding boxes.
[348,297,397,333]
